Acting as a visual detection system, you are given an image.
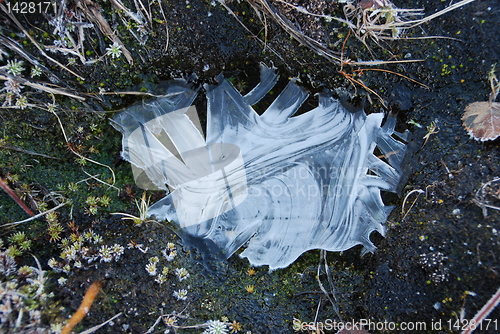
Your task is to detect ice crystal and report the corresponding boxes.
[112,65,407,269]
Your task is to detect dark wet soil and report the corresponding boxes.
[1,0,499,333]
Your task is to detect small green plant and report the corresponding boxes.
[7,231,31,256]
[105,41,123,59]
[112,191,155,225]
[5,59,25,75]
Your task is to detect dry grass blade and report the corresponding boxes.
[0,3,84,80]
[0,35,61,84]
[355,67,429,89]
[345,0,476,44]
[0,74,85,101]
[406,0,476,29]
[274,0,355,27]
[109,0,162,48]
[110,0,146,26]
[111,191,154,225]
[462,102,500,141]
[157,0,170,52]
[49,109,117,186]
[218,0,285,62]
[316,250,341,319]
[473,177,500,217]
[1,202,68,227]
[77,0,133,64]
[246,0,344,64]
[401,189,424,220]
[78,312,123,334]
[0,142,62,160]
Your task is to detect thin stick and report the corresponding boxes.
[0,74,85,101]
[1,202,67,227]
[0,178,34,217]
[50,109,116,186]
[0,3,85,80]
[356,68,429,89]
[82,171,120,191]
[79,312,122,334]
[61,281,103,334]
[406,0,476,29]
[0,143,62,160]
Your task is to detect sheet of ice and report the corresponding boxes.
[112,65,407,269]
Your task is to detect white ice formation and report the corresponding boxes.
[112,65,407,269]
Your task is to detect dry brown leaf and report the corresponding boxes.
[462,101,500,141]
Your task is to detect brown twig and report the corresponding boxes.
[0,143,62,160]
[61,280,103,334]
[0,178,34,216]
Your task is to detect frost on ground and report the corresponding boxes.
[112,65,407,269]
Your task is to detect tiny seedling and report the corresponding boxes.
[112,192,155,225]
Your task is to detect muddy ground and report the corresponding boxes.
[0,0,499,333]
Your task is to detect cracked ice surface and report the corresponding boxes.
[112,65,407,269]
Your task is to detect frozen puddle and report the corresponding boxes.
[112,65,407,269]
